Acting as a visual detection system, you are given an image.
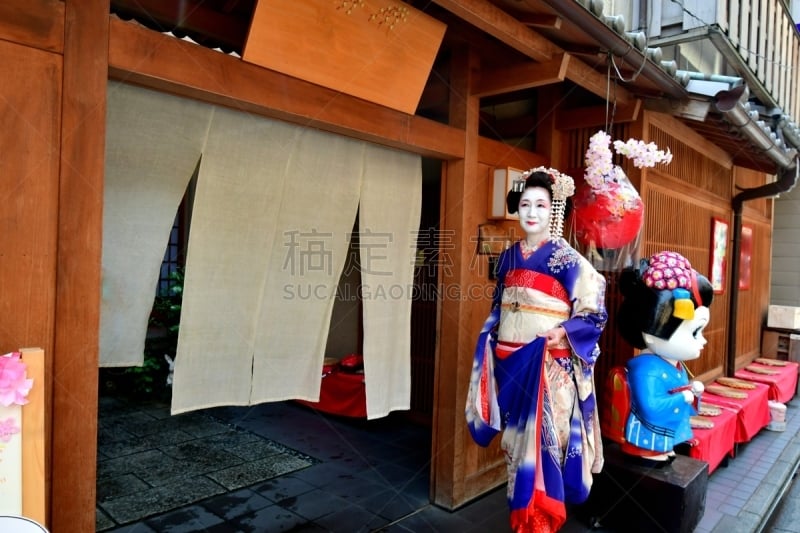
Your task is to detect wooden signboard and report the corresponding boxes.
[242,0,446,115]
[0,403,23,512]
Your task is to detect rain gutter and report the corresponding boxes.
[715,86,800,376]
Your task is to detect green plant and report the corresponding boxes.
[150,268,184,343]
[122,352,164,396]
[121,268,184,399]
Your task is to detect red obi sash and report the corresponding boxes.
[505,269,570,306]
[496,341,570,360]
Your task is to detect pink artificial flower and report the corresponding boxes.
[0,352,34,406]
[584,130,672,191]
[0,417,21,443]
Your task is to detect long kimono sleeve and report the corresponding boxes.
[561,256,607,365]
[491,247,513,308]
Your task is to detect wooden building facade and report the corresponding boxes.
[0,1,795,531]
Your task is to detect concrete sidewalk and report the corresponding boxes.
[700,396,800,533]
[560,396,800,533]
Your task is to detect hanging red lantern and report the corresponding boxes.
[573,172,644,250]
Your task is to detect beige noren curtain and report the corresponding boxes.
[359,147,422,418]
[171,107,364,412]
[101,83,422,419]
[100,81,212,367]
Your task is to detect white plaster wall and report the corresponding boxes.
[771,187,800,305]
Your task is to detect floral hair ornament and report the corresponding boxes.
[515,166,575,242]
[642,251,699,320]
[0,351,34,407]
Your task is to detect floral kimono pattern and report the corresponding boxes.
[466,239,607,532]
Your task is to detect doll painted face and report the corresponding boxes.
[518,187,551,239]
[642,305,710,362]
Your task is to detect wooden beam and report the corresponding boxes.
[431,0,555,62]
[0,0,63,53]
[519,14,562,30]
[557,100,642,129]
[472,54,569,97]
[480,112,540,139]
[51,1,107,532]
[108,17,465,160]
[564,54,634,106]
[432,2,634,106]
[644,96,711,122]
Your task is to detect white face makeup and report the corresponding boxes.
[643,306,710,362]
[518,187,551,243]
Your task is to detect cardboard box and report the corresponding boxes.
[767,305,800,330]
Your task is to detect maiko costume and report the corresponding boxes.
[625,353,694,453]
[465,167,607,533]
[613,251,714,460]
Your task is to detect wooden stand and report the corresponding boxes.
[585,442,708,533]
[21,347,46,526]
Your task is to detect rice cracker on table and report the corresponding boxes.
[706,383,748,399]
[755,357,789,367]
[690,416,715,429]
[716,376,757,390]
[698,403,722,417]
[745,364,780,375]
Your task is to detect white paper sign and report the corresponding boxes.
[0,404,22,515]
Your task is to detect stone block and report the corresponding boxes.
[585,442,708,533]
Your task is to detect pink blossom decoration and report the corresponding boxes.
[0,351,34,406]
[612,138,673,168]
[583,130,615,189]
[0,417,21,443]
[584,130,673,190]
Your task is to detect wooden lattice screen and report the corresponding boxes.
[560,114,777,394]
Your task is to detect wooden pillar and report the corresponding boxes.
[50,1,107,531]
[431,45,487,509]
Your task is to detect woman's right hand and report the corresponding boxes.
[539,326,568,349]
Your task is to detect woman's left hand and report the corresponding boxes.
[540,326,568,349]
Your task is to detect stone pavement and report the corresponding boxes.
[697,396,800,533]
[95,396,318,530]
[95,394,800,532]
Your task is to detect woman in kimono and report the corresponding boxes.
[466,168,607,533]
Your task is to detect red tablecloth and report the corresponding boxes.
[701,381,770,443]
[687,405,737,474]
[735,361,799,403]
[295,371,366,418]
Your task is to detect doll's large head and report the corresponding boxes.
[617,251,714,362]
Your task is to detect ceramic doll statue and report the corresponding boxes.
[615,251,714,461]
[466,167,607,533]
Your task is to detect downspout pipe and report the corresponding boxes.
[715,85,800,376]
[726,163,798,376]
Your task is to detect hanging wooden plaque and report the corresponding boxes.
[243,0,446,114]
